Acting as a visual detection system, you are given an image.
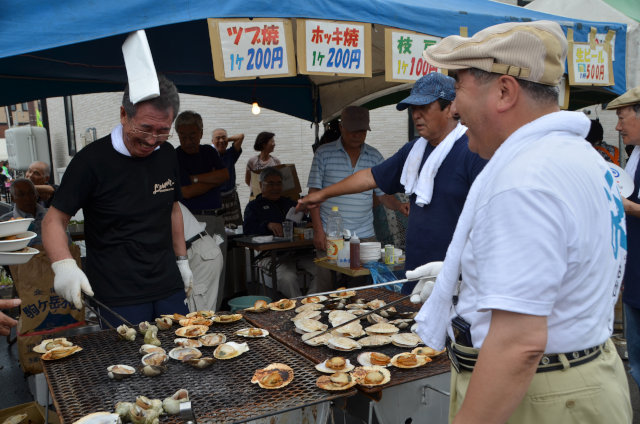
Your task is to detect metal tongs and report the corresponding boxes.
[290,277,419,300]
[82,295,135,330]
[179,401,197,424]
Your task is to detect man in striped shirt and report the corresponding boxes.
[307,106,404,293]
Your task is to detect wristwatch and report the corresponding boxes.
[176,255,188,261]
[193,177,199,183]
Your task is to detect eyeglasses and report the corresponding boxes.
[130,128,173,142]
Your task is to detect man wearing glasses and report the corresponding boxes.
[42,74,193,326]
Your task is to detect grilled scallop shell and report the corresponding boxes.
[235,327,269,338]
[390,352,431,368]
[211,314,243,324]
[269,299,296,311]
[412,346,446,357]
[168,347,202,361]
[357,351,391,367]
[295,303,324,313]
[391,332,423,348]
[326,336,361,351]
[316,372,357,391]
[364,322,400,336]
[315,357,355,373]
[351,366,391,387]
[213,342,249,360]
[301,295,328,304]
[301,330,331,346]
[251,363,294,389]
[357,335,392,347]
[175,325,208,338]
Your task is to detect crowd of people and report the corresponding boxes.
[2,18,639,423]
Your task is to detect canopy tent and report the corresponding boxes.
[0,0,630,123]
[526,0,640,89]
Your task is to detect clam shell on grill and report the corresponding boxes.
[169,347,202,361]
[138,321,152,335]
[251,363,294,389]
[391,332,423,348]
[269,298,296,311]
[301,295,328,304]
[175,325,208,338]
[352,366,391,387]
[294,303,323,313]
[141,351,169,366]
[186,310,216,319]
[390,352,431,368]
[292,310,321,321]
[329,287,356,298]
[173,338,203,348]
[185,357,215,369]
[33,338,73,353]
[154,317,173,330]
[316,372,357,391]
[412,346,446,357]
[294,318,328,334]
[330,322,364,338]
[139,364,166,377]
[179,317,213,327]
[235,327,269,338]
[72,412,121,424]
[107,364,136,380]
[116,325,136,341]
[245,299,270,313]
[41,345,83,360]
[199,333,226,346]
[357,335,392,347]
[213,342,249,360]
[364,322,399,336]
[301,330,331,346]
[327,336,361,351]
[357,352,391,367]
[211,314,243,323]
[315,357,355,373]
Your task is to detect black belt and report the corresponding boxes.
[192,209,223,216]
[186,231,208,250]
[447,337,604,374]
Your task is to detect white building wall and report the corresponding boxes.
[46,93,409,212]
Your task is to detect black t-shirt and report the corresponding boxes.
[176,144,226,211]
[52,135,183,306]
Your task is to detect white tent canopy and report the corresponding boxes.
[526,0,640,89]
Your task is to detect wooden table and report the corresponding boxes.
[232,236,314,296]
[315,259,405,287]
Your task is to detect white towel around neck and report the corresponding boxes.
[414,111,591,350]
[625,146,640,182]
[400,123,468,206]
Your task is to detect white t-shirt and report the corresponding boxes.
[454,119,626,353]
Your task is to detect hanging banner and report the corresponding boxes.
[208,18,296,81]
[296,19,371,77]
[567,28,614,86]
[384,28,443,82]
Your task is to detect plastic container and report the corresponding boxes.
[326,206,344,262]
[338,240,350,267]
[350,232,360,269]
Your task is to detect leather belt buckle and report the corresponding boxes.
[445,337,461,373]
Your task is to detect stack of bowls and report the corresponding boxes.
[0,218,39,265]
[360,241,382,263]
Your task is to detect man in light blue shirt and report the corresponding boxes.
[307,106,403,293]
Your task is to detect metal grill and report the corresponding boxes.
[42,318,355,424]
[244,288,451,395]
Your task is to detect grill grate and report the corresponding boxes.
[42,318,355,424]
[244,288,451,395]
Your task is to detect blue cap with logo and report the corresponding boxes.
[396,72,456,111]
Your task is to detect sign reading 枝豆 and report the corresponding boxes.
[297,19,371,77]
[567,28,614,87]
[384,28,443,82]
[208,18,296,81]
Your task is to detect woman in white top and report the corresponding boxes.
[245,131,281,196]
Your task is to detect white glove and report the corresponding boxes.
[177,259,193,294]
[52,259,94,310]
[406,261,443,304]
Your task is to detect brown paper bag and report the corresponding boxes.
[11,244,84,334]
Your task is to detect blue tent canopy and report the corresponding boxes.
[0,0,628,121]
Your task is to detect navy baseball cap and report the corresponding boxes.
[396,73,456,111]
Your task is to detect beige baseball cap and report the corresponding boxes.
[423,20,567,86]
[606,86,640,110]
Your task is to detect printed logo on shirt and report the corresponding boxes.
[153,178,175,195]
[604,169,627,259]
[262,205,270,210]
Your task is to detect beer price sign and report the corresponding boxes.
[297,19,371,77]
[208,18,296,81]
[385,28,443,83]
[567,28,614,87]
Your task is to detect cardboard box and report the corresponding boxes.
[0,402,59,424]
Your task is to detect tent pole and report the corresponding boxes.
[312,83,320,144]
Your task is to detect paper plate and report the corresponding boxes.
[0,246,39,265]
[0,231,37,252]
[0,218,34,238]
[609,163,634,198]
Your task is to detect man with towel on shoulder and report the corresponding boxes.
[413,21,630,423]
[607,85,640,390]
[297,72,486,295]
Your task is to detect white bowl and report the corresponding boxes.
[0,218,34,238]
[0,246,39,265]
[0,231,37,252]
